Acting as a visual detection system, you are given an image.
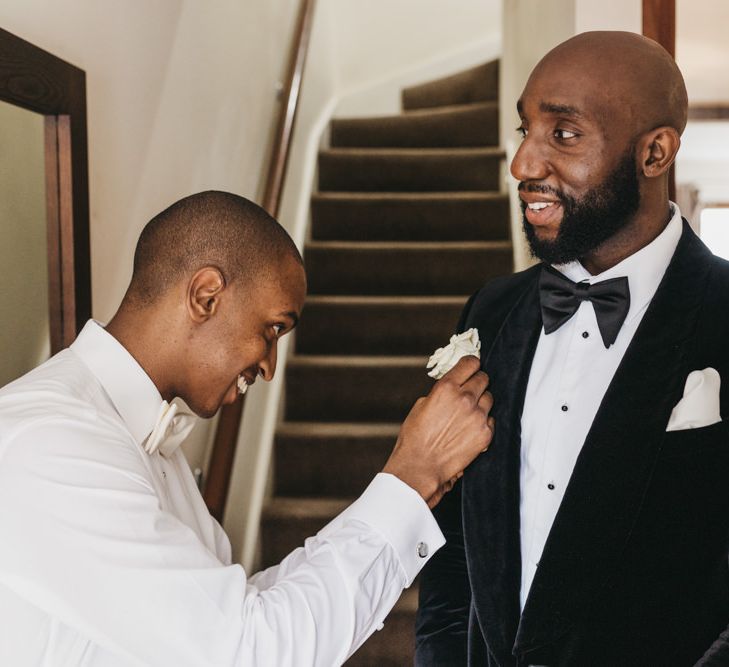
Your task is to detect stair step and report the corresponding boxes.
[296,296,466,356]
[310,191,510,241]
[304,240,512,296]
[402,60,499,110]
[260,497,350,568]
[330,102,498,148]
[346,587,418,666]
[318,147,504,192]
[285,355,432,423]
[274,422,400,497]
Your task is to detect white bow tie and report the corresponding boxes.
[144,400,196,457]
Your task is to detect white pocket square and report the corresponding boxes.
[666,367,721,432]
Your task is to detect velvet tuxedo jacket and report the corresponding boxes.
[415,222,729,666]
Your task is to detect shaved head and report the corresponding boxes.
[528,31,688,137]
[127,191,302,306]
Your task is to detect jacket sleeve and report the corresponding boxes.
[414,478,470,666]
[415,292,478,665]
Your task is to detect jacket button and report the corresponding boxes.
[417,542,429,558]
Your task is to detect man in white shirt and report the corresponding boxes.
[416,31,729,666]
[0,191,495,666]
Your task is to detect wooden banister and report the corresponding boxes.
[203,0,317,522]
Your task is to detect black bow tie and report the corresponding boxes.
[539,265,631,348]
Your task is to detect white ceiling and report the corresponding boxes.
[677,0,729,104]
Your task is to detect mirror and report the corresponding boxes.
[0,27,91,384]
[0,101,49,385]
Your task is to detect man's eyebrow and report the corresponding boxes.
[281,311,299,328]
[539,102,584,118]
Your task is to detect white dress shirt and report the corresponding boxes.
[519,204,683,610]
[0,320,444,666]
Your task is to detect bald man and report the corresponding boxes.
[0,192,494,666]
[416,32,729,666]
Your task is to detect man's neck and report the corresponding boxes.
[106,307,177,402]
[580,201,673,275]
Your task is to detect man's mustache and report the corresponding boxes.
[518,182,565,201]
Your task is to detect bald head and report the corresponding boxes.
[529,31,688,137]
[127,191,302,307]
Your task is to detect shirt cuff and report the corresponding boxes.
[318,473,445,585]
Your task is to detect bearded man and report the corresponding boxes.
[0,191,494,666]
[415,31,729,666]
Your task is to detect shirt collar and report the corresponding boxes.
[70,320,164,446]
[554,202,683,322]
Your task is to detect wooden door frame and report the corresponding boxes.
[0,27,91,352]
[642,0,677,198]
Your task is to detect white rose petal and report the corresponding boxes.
[426,328,481,379]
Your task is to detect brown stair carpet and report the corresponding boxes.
[260,59,512,665]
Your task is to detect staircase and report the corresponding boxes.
[260,61,512,665]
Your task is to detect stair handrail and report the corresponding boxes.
[203,0,317,522]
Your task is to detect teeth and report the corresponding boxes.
[237,376,249,395]
[528,202,555,211]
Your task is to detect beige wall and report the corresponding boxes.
[0,101,49,387]
[0,0,300,470]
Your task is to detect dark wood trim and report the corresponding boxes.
[642,0,677,199]
[203,0,317,522]
[642,0,676,57]
[0,27,90,352]
[688,104,729,121]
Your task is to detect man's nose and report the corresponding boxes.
[510,135,549,183]
[258,342,278,382]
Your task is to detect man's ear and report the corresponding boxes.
[637,126,681,178]
[186,267,226,323]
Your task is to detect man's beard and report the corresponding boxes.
[520,150,641,265]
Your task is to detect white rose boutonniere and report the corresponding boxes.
[426,328,481,379]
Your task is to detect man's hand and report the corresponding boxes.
[382,356,494,508]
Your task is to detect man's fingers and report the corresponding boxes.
[477,391,494,414]
[461,370,489,400]
[441,355,481,385]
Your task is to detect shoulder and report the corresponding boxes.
[460,264,541,326]
[0,351,151,494]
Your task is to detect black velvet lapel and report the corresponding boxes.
[462,274,543,667]
[514,222,714,657]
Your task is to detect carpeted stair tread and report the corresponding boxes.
[297,295,467,355]
[275,422,400,497]
[285,355,432,423]
[277,421,402,438]
[260,497,351,568]
[402,61,498,110]
[318,147,504,192]
[305,240,512,295]
[311,191,510,241]
[330,101,498,148]
[345,588,419,666]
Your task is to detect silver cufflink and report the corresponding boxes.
[417,542,429,558]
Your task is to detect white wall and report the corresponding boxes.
[0,0,300,472]
[677,0,729,104]
[330,0,502,117]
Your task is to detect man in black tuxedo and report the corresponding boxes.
[415,31,729,666]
